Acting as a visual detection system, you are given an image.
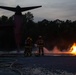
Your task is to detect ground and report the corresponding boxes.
[0,56,76,75]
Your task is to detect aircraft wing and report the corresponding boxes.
[0,6,15,12]
[21,6,42,12]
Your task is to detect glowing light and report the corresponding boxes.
[70,43,76,55]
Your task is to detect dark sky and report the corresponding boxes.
[0,0,76,21]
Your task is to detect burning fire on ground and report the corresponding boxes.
[69,43,76,55]
[35,43,76,56]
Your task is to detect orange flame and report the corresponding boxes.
[69,43,76,55]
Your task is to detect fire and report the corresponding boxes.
[70,43,76,55]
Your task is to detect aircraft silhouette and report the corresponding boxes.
[0,5,42,52]
[0,5,42,15]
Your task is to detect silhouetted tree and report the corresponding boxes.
[1,15,8,24]
[0,12,76,51]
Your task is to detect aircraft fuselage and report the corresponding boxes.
[0,5,42,51]
[15,5,22,15]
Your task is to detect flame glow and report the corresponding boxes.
[34,44,76,56]
[69,43,76,55]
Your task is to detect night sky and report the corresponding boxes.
[0,0,76,21]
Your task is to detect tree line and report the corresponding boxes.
[0,12,76,51]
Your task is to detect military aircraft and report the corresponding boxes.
[0,5,42,52]
[0,5,42,15]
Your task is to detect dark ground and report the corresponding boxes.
[0,56,76,73]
